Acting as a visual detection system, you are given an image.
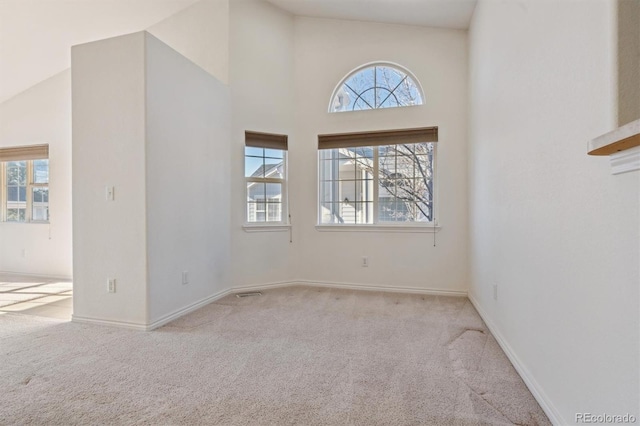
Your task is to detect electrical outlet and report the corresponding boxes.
[182,271,189,285]
[108,278,116,293]
[361,256,369,267]
[493,284,498,301]
[106,186,115,201]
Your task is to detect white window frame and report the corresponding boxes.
[244,153,288,225]
[243,131,290,231]
[328,61,425,113]
[0,159,50,224]
[316,128,439,232]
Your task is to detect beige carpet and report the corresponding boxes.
[0,286,550,425]
[0,274,73,308]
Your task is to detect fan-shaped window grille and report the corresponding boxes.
[330,63,424,113]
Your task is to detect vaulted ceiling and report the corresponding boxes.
[0,0,200,103]
[0,0,477,104]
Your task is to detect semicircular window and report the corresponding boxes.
[330,63,424,113]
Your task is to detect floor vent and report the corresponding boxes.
[235,292,262,298]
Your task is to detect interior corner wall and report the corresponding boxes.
[71,33,148,326]
[468,1,639,423]
[0,71,72,278]
[229,0,296,288]
[292,17,469,292]
[145,33,231,324]
[147,0,229,85]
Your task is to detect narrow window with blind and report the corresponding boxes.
[318,128,436,225]
[0,144,50,223]
[245,131,288,224]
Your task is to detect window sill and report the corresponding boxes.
[242,224,291,233]
[315,224,441,233]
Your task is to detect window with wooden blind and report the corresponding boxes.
[317,128,436,226]
[244,131,288,224]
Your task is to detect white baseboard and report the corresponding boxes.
[232,280,298,293]
[468,294,564,426]
[145,287,233,331]
[71,315,148,331]
[73,288,233,331]
[0,270,72,281]
[232,280,467,297]
[299,280,468,297]
[73,282,465,331]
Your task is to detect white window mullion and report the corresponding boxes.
[0,162,5,222]
[26,160,33,222]
[31,182,47,222]
[282,152,288,223]
[373,147,379,224]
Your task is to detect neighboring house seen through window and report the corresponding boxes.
[245,131,287,224]
[0,144,49,223]
[318,128,437,225]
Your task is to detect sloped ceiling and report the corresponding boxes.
[0,0,477,104]
[0,0,200,103]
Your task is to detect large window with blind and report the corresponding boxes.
[0,144,50,223]
[244,131,288,224]
[318,128,436,225]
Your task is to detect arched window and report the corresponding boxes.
[329,63,424,113]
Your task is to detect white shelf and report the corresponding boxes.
[588,118,640,156]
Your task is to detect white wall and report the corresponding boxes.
[229,0,296,287]
[1,0,470,297]
[72,32,230,328]
[0,0,224,280]
[468,1,639,424]
[0,70,72,278]
[147,0,229,84]
[292,18,469,292]
[145,32,231,324]
[72,33,148,326]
